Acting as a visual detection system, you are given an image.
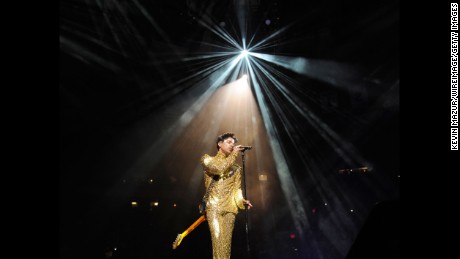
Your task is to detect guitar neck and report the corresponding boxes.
[173,215,207,249]
[182,215,206,236]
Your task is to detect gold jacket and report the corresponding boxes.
[201,150,245,214]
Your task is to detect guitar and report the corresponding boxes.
[172,215,206,249]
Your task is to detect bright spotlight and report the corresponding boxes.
[241,49,249,57]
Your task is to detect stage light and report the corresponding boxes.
[259,174,267,181]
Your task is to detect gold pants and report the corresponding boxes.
[206,210,236,259]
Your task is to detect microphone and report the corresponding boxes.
[240,146,252,151]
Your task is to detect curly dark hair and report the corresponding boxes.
[216,132,238,150]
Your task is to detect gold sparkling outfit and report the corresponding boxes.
[201,150,245,259]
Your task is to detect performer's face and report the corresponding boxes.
[219,137,235,155]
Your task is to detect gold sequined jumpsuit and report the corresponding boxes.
[201,150,245,259]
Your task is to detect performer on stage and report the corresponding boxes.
[200,132,253,259]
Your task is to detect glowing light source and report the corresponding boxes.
[259,174,268,181]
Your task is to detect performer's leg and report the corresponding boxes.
[207,210,236,259]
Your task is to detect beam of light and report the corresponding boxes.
[246,59,309,240]
[130,0,181,56]
[247,55,373,170]
[60,35,121,72]
[245,54,367,130]
[247,55,377,224]
[234,0,248,51]
[245,59,354,259]
[195,14,243,51]
[121,55,248,181]
[247,22,293,53]
[250,53,371,95]
[242,45,396,258]
[246,34,400,254]
[113,52,256,210]
[154,70,275,221]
